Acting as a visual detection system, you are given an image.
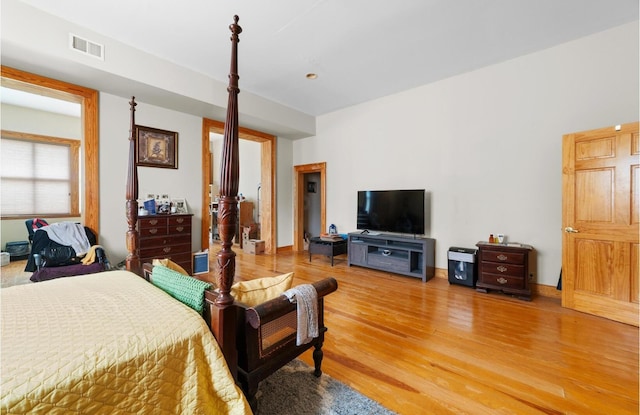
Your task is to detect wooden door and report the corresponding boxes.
[562,122,639,326]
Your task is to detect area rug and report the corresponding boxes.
[255,359,397,415]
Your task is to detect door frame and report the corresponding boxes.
[201,118,276,254]
[293,162,326,252]
[1,66,99,235]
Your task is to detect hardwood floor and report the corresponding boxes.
[4,250,638,414]
[228,248,638,415]
[1,260,32,288]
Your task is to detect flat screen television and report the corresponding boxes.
[357,189,425,235]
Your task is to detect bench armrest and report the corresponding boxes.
[245,277,337,329]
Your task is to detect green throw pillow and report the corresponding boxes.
[151,265,211,314]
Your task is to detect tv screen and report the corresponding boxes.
[357,189,425,235]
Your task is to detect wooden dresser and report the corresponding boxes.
[476,242,533,301]
[235,201,254,246]
[138,214,193,274]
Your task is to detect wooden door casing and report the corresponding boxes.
[562,122,639,326]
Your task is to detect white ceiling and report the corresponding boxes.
[11,0,640,116]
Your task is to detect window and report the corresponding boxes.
[1,130,80,217]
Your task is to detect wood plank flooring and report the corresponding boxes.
[228,248,638,415]
[4,249,638,414]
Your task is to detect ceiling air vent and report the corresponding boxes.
[69,34,104,60]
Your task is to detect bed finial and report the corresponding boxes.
[125,96,140,275]
[216,16,243,306]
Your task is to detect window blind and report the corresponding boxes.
[1,137,74,216]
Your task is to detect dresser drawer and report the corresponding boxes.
[480,250,525,265]
[140,242,192,258]
[139,226,168,237]
[479,272,525,290]
[139,234,191,246]
[164,252,192,265]
[139,252,192,272]
[368,252,408,273]
[139,216,169,228]
[169,223,191,235]
[481,261,525,278]
[169,215,190,226]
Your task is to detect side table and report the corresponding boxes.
[476,242,533,301]
[309,237,348,266]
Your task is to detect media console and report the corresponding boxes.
[348,232,435,282]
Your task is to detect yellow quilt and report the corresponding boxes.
[1,270,251,415]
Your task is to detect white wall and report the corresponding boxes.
[1,104,81,138]
[277,138,294,247]
[238,140,261,223]
[292,22,639,287]
[98,93,204,264]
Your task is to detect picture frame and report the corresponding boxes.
[307,181,317,193]
[192,251,209,275]
[172,198,188,214]
[135,125,178,169]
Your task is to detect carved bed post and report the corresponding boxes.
[211,15,242,378]
[216,15,242,305]
[125,97,141,275]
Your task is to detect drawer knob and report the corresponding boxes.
[176,218,185,223]
[497,265,508,273]
[497,254,508,261]
[163,247,172,253]
[497,277,508,285]
[149,228,158,234]
[176,226,184,232]
[150,219,158,225]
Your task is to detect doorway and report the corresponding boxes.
[1,66,99,236]
[293,162,326,252]
[561,122,639,326]
[201,118,276,254]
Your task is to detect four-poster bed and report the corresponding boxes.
[125,15,338,408]
[125,14,245,376]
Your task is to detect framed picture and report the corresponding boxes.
[135,125,178,169]
[172,198,188,214]
[307,181,316,193]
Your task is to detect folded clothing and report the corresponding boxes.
[283,284,318,346]
[30,262,105,283]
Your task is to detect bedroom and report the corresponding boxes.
[1,1,639,414]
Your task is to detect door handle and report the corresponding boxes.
[564,227,579,233]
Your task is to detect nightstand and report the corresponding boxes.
[476,242,533,301]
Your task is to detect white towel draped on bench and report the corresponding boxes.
[283,284,318,345]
